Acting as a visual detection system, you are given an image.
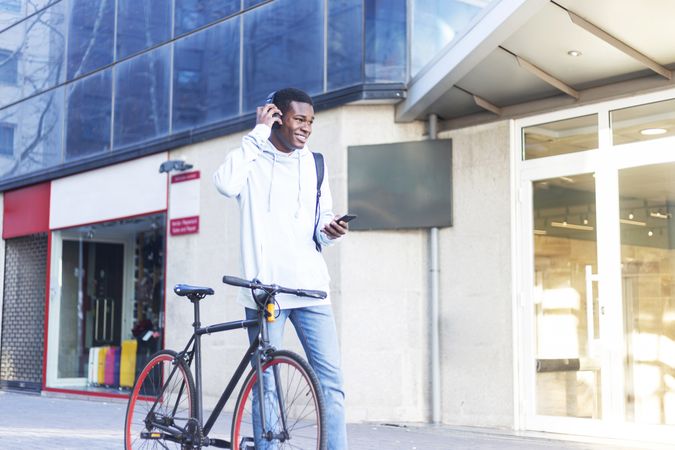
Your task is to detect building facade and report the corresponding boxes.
[0,0,674,446]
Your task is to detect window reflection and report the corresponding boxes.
[612,98,675,145]
[328,0,362,90]
[67,0,114,80]
[523,115,598,160]
[532,174,602,419]
[243,0,323,111]
[0,2,65,108]
[65,69,111,160]
[174,0,239,36]
[365,0,406,82]
[0,1,57,30]
[116,0,171,60]
[411,0,491,76]
[114,46,170,148]
[173,18,239,133]
[0,87,62,177]
[619,163,675,425]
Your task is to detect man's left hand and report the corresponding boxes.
[321,217,349,240]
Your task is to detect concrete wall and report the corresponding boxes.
[437,121,514,428]
[164,105,515,427]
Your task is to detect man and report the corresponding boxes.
[213,87,349,449]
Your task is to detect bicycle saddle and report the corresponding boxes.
[174,284,214,298]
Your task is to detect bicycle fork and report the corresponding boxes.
[254,349,290,444]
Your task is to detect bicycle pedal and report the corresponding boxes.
[239,437,255,449]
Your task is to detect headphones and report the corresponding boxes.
[265,91,281,129]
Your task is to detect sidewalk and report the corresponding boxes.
[0,390,671,449]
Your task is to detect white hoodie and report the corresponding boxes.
[213,124,337,309]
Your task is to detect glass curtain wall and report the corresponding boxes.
[0,0,408,185]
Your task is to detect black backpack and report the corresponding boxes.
[312,152,324,252]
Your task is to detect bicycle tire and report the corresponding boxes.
[125,349,198,450]
[231,350,327,450]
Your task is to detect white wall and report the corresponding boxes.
[437,121,515,427]
[164,106,515,427]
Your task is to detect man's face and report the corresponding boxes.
[273,101,314,153]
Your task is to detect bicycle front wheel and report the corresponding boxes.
[232,350,326,450]
[125,350,197,450]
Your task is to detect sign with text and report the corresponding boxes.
[170,216,200,235]
[169,170,200,236]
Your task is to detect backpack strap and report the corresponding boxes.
[312,152,324,252]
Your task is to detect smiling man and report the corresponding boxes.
[214,87,349,449]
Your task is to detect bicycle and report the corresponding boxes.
[124,275,328,449]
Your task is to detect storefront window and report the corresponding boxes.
[46,213,165,394]
[523,114,598,160]
[532,173,602,418]
[619,163,675,425]
[611,98,675,146]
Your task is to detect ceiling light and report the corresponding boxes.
[551,221,593,231]
[533,229,547,235]
[620,218,646,226]
[567,50,582,57]
[650,211,671,219]
[648,230,654,237]
[640,128,667,136]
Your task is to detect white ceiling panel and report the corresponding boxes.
[502,2,645,88]
[556,0,675,65]
[457,47,559,106]
[428,87,483,120]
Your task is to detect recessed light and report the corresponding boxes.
[567,50,582,57]
[640,127,667,135]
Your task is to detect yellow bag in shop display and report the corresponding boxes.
[119,339,138,388]
[97,347,108,385]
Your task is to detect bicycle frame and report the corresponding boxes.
[148,294,279,442]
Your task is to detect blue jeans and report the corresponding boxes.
[246,306,348,450]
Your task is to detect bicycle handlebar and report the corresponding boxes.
[222,275,327,300]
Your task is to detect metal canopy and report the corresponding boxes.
[398,0,675,130]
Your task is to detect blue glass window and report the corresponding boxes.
[116,0,172,59]
[114,46,170,149]
[65,69,111,160]
[365,0,406,82]
[411,0,490,76]
[0,122,14,155]
[0,48,17,84]
[243,0,267,8]
[0,0,20,13]
[328,0,363,90]
[0,2,65,108]
[0,1,60,31]
[67,0,115,80]
[0,87,63,177]
[243,0,323,112]
[174,0,239,36]
[173,18,240,133]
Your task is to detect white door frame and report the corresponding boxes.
[513,87,675,444]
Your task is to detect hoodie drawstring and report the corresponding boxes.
[295,156,302,218]
[267,152,277,212]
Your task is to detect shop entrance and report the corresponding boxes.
[46,213,165,395]
[518,96,675,444]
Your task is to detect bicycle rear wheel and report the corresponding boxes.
[125,350,197,450]
[231,350,326,450]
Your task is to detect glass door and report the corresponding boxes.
[530,173,603,420]
[618,163,675,426]
[46,213,166,393]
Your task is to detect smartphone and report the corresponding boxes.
[265,91,281,128]
[337,214,357,224]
